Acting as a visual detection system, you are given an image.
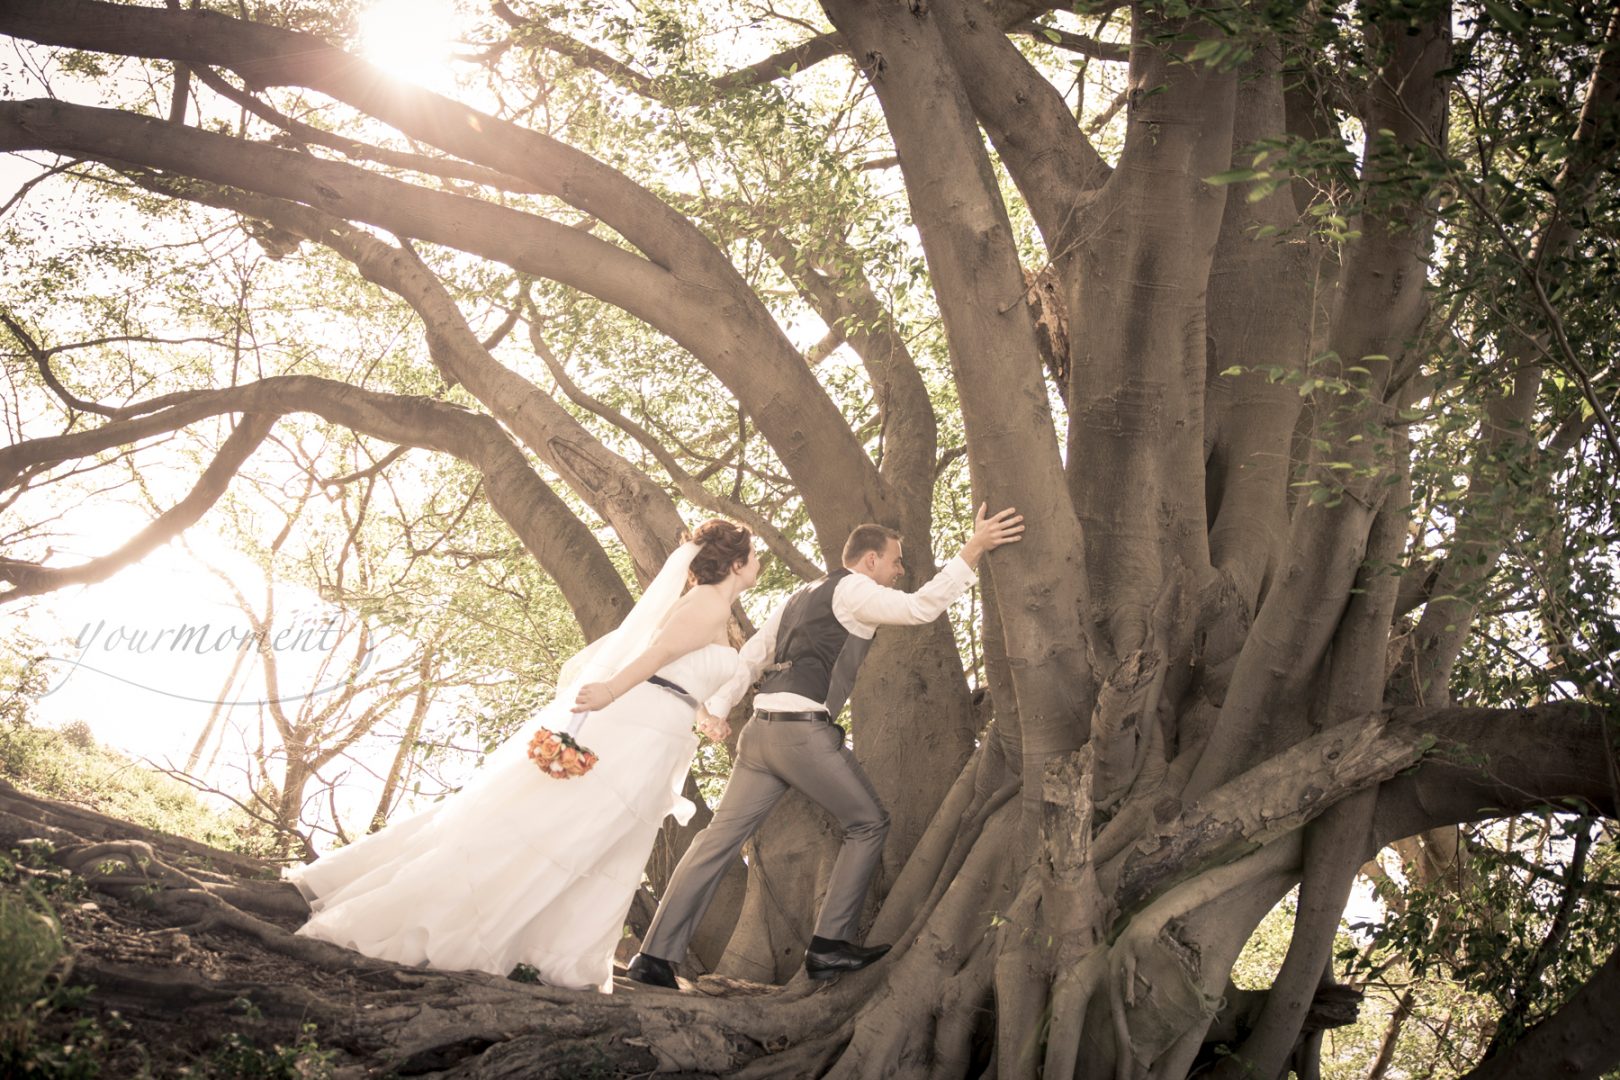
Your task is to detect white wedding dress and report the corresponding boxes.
[285,642,742,991]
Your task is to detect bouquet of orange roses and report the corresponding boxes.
[528,711,599,780]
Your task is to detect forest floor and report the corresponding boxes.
[0,777,782,1079]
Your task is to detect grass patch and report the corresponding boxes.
[0,719,275,859]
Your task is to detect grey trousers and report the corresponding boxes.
[641,714,890,962]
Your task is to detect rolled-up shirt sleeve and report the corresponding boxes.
[834,555,977,636]
[704,599,787,717]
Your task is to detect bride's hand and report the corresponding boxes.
[695,707,731,742]
[574,683,615,712]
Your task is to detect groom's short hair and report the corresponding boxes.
[843,524,902,566]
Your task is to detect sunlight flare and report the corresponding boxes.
[357,0,459,90]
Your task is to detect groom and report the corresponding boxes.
[627,504,1023,988]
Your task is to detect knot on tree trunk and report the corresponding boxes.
[1092,648,1165,812]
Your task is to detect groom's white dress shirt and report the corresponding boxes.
[704,555,978,718]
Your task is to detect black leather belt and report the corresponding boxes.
[754,709,831,722]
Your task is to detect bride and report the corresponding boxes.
[284,519,756,991]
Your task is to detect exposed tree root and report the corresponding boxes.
[824,798,1017,1079]
[54,836,400,975]
[991,875,1048,1080]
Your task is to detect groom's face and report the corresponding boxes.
[872,539,905,587]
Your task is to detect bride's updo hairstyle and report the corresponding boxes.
[687,519,753,586]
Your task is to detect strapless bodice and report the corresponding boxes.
[653,643,742,703]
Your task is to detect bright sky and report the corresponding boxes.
[17,524,454,839]
[30,536,335,757]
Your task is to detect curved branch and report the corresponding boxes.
[526,320,821,583]
[1210,791,1375,1079]
[709,34,845,95]
[750,223,937,542]
[0,310,227,420]
[491,1,844,102]
[1,308,113,417]
[0,100,885,555]
[0,411,274,602]
[138,176,691,582]
[0,375,631,637]
[190,65,545,194]
[1014,20,1129,62]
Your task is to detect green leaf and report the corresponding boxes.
[1481,0,1527,33]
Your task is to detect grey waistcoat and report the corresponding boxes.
[756,569,873,718]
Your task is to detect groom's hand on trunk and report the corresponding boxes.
[961,503,1024,568]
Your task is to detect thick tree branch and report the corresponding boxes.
[1114,713,1428,916]
[1203,49,1316,622]
[1061,0,1237,665]
[1372,701,1620,846]
[0,99,675,321]
[1188,0,1452,795]
[820,0,1094,791]
[932,0,1111,256]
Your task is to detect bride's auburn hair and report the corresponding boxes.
[688,519,753,585]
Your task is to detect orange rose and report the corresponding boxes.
[529,728,597,779]
[526,732,559,762]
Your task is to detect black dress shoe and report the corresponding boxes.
[626,952,679,989]
[804,940,891,981]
